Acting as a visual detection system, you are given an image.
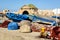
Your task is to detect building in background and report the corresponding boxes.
[53,8,60,16]
[0,4,60,17]
[37,9,55,17]
[18,4,60,17]
[18,4,38,15]
[3,9,10,14]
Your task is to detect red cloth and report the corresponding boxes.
[50,27,60,40]
[0,20,10,28]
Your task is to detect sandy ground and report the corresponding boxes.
[0,28,51,40]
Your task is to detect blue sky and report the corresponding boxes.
[0,0,60,11]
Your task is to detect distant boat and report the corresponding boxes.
[52,16,60,19]
[6,13,57,26]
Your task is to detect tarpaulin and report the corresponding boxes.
[8,22,19,30]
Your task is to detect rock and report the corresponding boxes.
[20,20,31,26]
[20,25,31,33]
